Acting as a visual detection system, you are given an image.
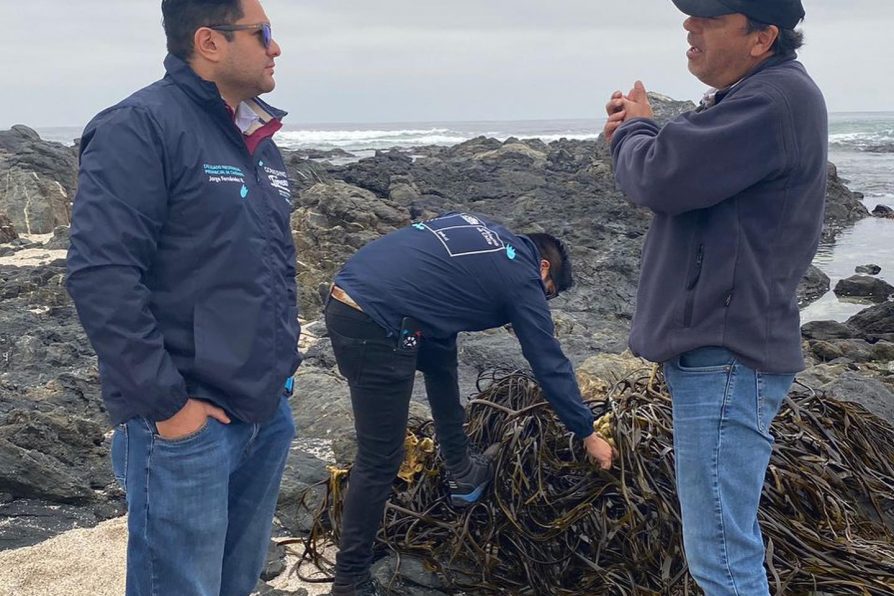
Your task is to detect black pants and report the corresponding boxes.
[325,299,470,582]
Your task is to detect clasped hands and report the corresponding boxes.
[603,80,654,144]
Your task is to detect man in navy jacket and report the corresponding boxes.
[603,1,826,594]
[66,1,298,594]
[326,213,615,595]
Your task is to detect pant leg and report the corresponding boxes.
[119,416,231,596]
[220,394,296,596]
[664,347,792,596]
[416,335,470,472]
[325,301,418,583]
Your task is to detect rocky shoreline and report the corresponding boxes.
[1,95,893,594]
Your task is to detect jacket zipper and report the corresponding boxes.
[683,243,704,327]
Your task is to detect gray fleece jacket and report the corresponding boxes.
[611,54,827,373]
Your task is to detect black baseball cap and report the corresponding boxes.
[671,0,805,29]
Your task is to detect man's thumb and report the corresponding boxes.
[633,80,648,101]
[207,404,232,424]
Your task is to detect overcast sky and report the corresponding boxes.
[1,0,891,129]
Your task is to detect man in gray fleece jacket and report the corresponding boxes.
[603,0,826,594]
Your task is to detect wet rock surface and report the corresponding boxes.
[798,264,831,306]
[856,264,882,275]
[834,275,894,301]
[0,213,16,244]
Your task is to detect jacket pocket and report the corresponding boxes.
[683,243,704,327]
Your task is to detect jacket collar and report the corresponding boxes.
[163,54,287,122]
[712,51,797,106]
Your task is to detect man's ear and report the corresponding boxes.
[193,27,225,63]
[750,24,779,58]
[540,259,551,276]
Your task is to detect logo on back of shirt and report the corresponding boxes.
[412,213,514,259]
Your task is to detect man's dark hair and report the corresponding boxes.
[161,0,244,61]
[528,233,574,294]
[746,19,804,56]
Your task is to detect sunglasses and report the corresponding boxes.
[545,276,559,301]
[208,22,272,48]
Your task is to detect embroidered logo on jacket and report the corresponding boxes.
[263,165,292,204]
[204,163,249,199]
[203,163,245,183]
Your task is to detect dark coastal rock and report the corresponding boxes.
[276,449,330,535]
[822,162,870,242]
[807,339,874,363]
[822,372,894,426]
[260,541,287,581]
[861,143,894,153]
[834,275,894,301]
[290,366,354,441]
[0,128,79,195]
[0,125,41,153]
[371,554,451,595]
[0,498,124,550]
[458,328,530,373]
[871,341,894,362]
[290,181,411,316]
[289,360,432,465]
[797,264,830,306]
[646,92,698,126]
[873,204,894,218]
[338,149,415,197]
[0,435,97,503]
[281,152,334,194]
[0,165,71,234]
[0,253,115,545]
[796,363,850,389]
[0,212,17,243]
[445,136,502,159]
[254,580,305,596]
[0,127,78,235]
[855,264,882,275]
[806,340,846,362]
[473,140,548,166]
[847,301,894,337]
[293,147,356,160]
[44,225,71,250]
[801,320,855,341]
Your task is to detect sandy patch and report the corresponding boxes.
[0,516,336,596]
[0,248,67,268]
[0,516,126,596]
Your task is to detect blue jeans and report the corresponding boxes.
[111,395,295,596]
[664,347,794,596]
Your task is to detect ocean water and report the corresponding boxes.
[33,113,893,322]
[273,118,599,153]
[802,112,894,323]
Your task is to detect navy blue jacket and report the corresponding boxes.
[611,55,827,372]
[335,213,594,439]
[67,55,301,425]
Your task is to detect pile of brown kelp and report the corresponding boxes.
[294,369,894,594]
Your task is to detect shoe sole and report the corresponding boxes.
[450,482,489,507]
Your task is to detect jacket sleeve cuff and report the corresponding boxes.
[143,392,190,423]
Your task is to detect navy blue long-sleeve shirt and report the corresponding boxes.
[334,212,594,438]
